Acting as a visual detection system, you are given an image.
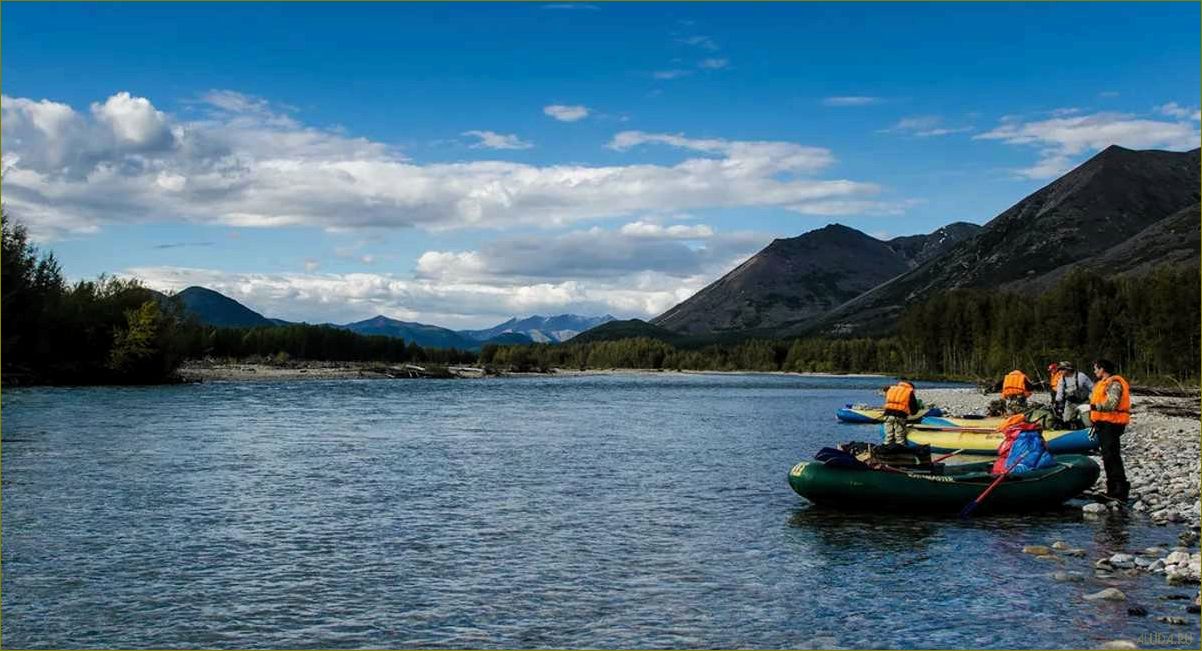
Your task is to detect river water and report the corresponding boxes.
[2,373,1196,649]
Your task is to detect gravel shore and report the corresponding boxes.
[923,385,1201,629]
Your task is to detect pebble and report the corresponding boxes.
[1064,548,1087,557]
[1083,503,1108,515]
[1051,541,1070,550]
[1156,616,1189,625]
[1023,545,1053,556]
[1052,571,1084,582]
[1098,640,1138,649]
[1144,546,1166,555]
[1126,605,1147,617]
[1085,588,1127,601]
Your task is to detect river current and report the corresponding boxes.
[2,373,1194,648]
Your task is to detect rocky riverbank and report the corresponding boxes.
[924,386,1201,646]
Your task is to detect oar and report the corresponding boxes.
[933,448,966,463]
[958,450,1030,519]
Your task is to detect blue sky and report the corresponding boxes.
[3,2,1199,327]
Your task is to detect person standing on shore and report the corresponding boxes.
[1089,359,1131,500]
[1001,369,1034,414]
[882,379,919,446]
[1055,361,1094,427]
[1047,362,1064,405]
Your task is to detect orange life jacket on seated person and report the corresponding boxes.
[884,382,915,415]
[1090,375,1131,426]
[1001,370,1031,398]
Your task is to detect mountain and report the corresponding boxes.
[1029,201,1200,291]
[175,286,274,327]
[885,222,984,267]
[805,146,1201,335]
[459,314,616,343]
[650,222,981,335]
[567,319,682,345]
[339,315,484,350]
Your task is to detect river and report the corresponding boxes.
[2,373,1194,648]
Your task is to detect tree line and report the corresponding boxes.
[1,212,472,385]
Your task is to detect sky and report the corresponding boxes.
[2,2,1199,329]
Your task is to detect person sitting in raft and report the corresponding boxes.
[1054,361,1094,428]
[882,379,919,446]
[1001,369,1034,414]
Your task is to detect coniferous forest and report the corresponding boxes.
[3,211,1198,386]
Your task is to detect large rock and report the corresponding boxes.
[1085,588,1127,601]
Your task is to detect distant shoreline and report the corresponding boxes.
[176,361,901,383]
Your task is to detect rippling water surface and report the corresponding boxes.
[3,374,1195,648]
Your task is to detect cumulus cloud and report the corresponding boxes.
[822,96,883,107]
[174,223,760,325]
[3,91,891,239]
[542,104,590,122]
[461,130,534,150]
[975,110,1201,179]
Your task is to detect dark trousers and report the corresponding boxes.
[1094,421,1129,499]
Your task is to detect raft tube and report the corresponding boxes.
[891,418,1097,455]
[835,406,943,424]
[788,455,1100,514]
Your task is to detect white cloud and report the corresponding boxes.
[91,92,174,148]
[822,96,883,107]
[618,221,714,239]
[653,69,693,80]
[542,104,590,122]
[462,130,534,150]
[129,264,718,329]
[3,91,888,240]
[788,199,921,217]
[1156,102,1201,121]
[881,115,973,137]
[975,110,1201,179]
[698,58,729,70]
[676,35,718,51]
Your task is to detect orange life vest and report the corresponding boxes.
[1050,370,1065,394]
[1090,375,1131,425]
[1001,370,1031,398]
[884,382,915,415]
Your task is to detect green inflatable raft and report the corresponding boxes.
[788,455,1100,514]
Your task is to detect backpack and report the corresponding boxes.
[992,424,1056,475]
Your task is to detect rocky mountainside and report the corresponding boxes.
[650,222,981,335]
[805,146,1201,335]
[459,314,616,343]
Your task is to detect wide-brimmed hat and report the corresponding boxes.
[1059,360,1074,370]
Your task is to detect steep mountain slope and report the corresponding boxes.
[806,146,1201,335]
[651,223,980,335]
[460,314,616,343]
[1028,201,1200,290]
[176,286,274,327]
